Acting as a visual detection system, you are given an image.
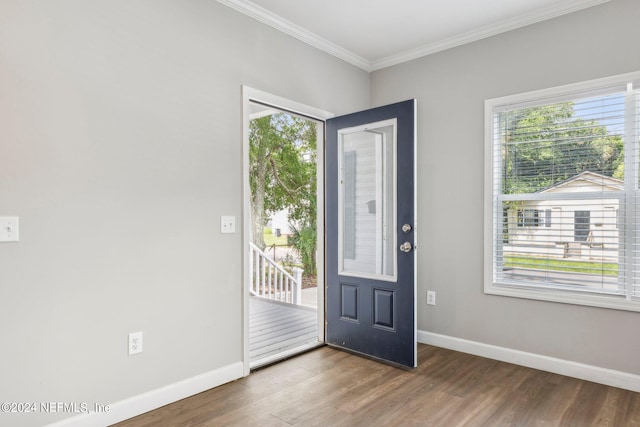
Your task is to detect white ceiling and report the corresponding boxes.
[218,0,609,71]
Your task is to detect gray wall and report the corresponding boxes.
[0,1,368,426]
[371,0,640,375]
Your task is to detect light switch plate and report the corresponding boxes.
[0,217,19,242]
[220,216,236,234]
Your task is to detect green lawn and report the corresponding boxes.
[263,229,289,247]
[504,256,618,276]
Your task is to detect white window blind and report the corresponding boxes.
[485,72,640,311]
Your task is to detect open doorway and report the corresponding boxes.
[242,88,330,371]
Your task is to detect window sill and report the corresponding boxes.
[485,282,640,312]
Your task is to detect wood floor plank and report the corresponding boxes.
[113,344,640,427]
[268,358,392,424]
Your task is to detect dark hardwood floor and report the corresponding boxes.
[113,344,640,426]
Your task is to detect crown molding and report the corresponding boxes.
[370,0,611,71]
[218,0,371,71]
[218,0,610,73]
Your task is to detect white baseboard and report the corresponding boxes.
[46,361,244,427]
[418,330,640,393]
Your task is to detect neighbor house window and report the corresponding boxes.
[485,71,640,311]
[517,209,540,227]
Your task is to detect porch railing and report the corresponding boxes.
[249,242,303,305]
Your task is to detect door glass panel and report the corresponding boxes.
[338,119,397,281]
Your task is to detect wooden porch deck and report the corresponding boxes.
[250,296,320,368]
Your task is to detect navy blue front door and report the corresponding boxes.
[326,100,416,368]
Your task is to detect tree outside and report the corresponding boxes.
[501,101,624,194]
[249,112,317,277]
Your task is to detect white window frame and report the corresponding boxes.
[484,71,640,312]
[337,119,398,282]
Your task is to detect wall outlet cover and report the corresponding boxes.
[427,291,436,306]
[128,331,143,355]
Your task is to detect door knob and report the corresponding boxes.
[400,242,413,253]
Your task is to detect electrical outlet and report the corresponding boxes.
[128,331,143,355]
[427,291,436,306]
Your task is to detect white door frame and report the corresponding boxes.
[241,86,333,376]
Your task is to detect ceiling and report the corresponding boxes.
[218,0,609,71]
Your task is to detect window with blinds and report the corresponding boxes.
[485,72,640,311]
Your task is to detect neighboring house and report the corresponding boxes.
[504,171,622,261]
[269,209,295,236]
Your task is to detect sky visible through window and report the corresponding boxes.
[573,93,625,136]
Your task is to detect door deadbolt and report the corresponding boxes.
[402,224,412,233]
[400,242,413,253]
